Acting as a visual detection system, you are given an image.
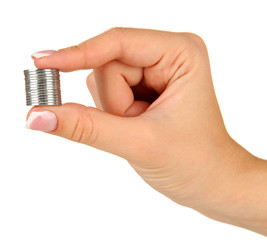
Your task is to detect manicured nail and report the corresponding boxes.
[26,111,58,132]
[31,50,56,59]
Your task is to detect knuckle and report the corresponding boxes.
[70,109,97,145]
[107,27,127,35]
[100,60,116,70]
[86,72,95,89]
[70,117,84,143]
[75,44,88,69]
[184,32,207,51]
[144,66,169,91]
[94,60,120,77]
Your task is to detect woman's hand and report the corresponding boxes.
[27,28,267,235]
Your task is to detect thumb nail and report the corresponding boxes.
[26,111,58,132]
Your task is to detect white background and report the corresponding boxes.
[0,0,267,239]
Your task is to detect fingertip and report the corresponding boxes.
[26,106,42,120]
[26,110,58,132]
[32,58,44,69]
[31,50,57,59]
[31,46,87,72]
[31,50,57,69]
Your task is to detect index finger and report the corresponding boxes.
[33,27,186,72]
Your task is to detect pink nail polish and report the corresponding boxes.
[26,111,58,132]
[31,50,56,59]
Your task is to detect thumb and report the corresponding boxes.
[26,103,150,159]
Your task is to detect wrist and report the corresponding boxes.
[195,139,267,235]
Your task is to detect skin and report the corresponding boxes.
[29,28,267,235]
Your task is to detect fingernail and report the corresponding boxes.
[31,50,56,59]
[26,111,58,132]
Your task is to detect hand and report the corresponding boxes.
[27,28,267,235]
